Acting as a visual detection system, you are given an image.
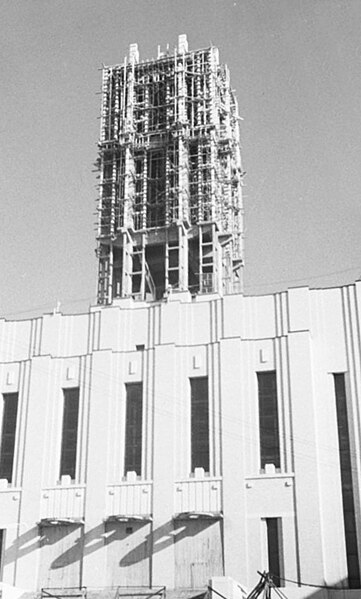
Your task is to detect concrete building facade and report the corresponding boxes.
[1,286,361,593]
[0,36,360,597]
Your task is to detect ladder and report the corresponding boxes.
[165,237,180,289]
[130,239,156,300]
[165,225,188,292]
[199,225,215,293]
[120,230,133,297]
[97,245,112,304]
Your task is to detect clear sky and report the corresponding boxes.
[1,0,361,319]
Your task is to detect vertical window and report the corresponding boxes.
[265,518,283,585]
[190,377,209,472]
[124,383,143,476]
[334,374,360,588]
[0,529,4,581]
[60,388,79,480]
[257,372,280,469]
[0,393,19,483]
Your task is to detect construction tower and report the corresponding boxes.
[96,34,245,304]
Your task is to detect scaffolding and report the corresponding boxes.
[96,34,245,304]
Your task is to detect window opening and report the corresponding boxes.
[190,377,209,472]
[257,372,280,470]
[334,373,360,588]
[265,518,283,585]
[60,388,80,480]
[124,383,143,476]
[0,393,19,483]
[0,529,4,582]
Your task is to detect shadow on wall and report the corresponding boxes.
[3,524,105,569]
[4,527,358,596]
[117,519,210,567]
[50,524,105,569]
[3,519,220,576]
[4,520,208,570]
[3,527,40,566]
[48,519,214,570]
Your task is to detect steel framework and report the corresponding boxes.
[96,35,245,304]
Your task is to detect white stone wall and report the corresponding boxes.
[0,283,360,593]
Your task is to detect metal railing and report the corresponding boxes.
[41,588,87,599]
[114,588,166,599]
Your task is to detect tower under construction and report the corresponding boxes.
[0,33,361,597]
[96,34,244,304]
